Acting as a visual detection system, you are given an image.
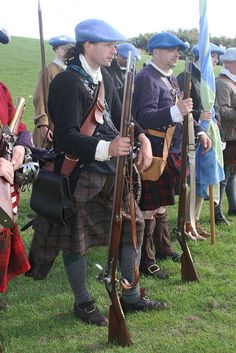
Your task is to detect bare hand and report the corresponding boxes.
[108,136,131,157]
[40,126,53,142]
[199,133,212,154]
[199,111,212,121]
[177,98,193,117]
[136,133,153,171]
[0,157,14,184]
[12,145,25,171]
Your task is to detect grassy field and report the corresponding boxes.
[0,37,235,353]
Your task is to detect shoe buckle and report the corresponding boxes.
[85,305,96,314]
[147,264,160,274]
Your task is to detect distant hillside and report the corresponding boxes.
[0,36,54,130]
[0,36,221,132]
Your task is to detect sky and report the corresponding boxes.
[0,0,235,41]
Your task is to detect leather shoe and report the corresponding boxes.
[74,300,108,326]
[141,264,169,280]
[156,252,181,262]
[120,295,167,313]
[196,221,210,237]
[185,223,206,241]
[215,213,230,225]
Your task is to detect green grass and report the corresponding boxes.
[0,37,235,353]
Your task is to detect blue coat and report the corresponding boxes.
[132,64,204,157]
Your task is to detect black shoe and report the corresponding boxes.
[215,213,230,225]
[228,209,236,216]
[141,264,169,280]
[120,295,167,313]
[156,252,181,262]
[74,300,108,326]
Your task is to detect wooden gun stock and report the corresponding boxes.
[177,230,200,282]
[0,97,26,228]
[108,289,132,346]
[177,59,199,282]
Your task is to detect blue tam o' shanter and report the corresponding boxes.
[116,43,141,61]
[147,32,189,52]
[48,35,76,47]
[75,19,126,43]
[220,47,236,62]
[192,42,225,57]
[0,28,10,44]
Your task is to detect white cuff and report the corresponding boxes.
[95,140,111,161]
[171,105,183,123]
[197,131,206,136]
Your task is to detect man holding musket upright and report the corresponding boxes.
[132,32,211,277]
[27,19,167,327]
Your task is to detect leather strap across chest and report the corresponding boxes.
[80,80,105,136]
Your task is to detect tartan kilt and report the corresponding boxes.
[0,224,30,293]
[139,153,181,211]
[27,171,144,280]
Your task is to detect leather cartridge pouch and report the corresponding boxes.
[30,155,78,225]
[140,126,175,181]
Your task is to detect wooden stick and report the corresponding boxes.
[209,184,215,244]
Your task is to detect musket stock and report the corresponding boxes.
[108,293,132,346]
[0,97,26,228]
[176,58,200,282]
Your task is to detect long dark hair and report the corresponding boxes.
[64,42,84,65]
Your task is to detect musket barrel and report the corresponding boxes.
[105,50,134,345]
[9,97,26,133]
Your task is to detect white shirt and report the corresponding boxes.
[79,54,111,161]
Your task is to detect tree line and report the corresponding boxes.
[129,28,236,58]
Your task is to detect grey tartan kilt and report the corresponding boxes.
[28,171,145,278]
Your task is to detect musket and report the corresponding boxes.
[0,97,26,228]
[175,59,200,282]
[97,52,134,346]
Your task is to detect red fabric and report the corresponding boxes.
[0,83,30,292]
[0,223,30,293]
[0,82,26,132]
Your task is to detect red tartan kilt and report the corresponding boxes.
[139,153,181,211]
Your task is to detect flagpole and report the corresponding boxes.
[198,0,225,244]
[209,185,215,243]
[199,0,216,243]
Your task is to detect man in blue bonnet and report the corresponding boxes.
[132,32,211,279]
[106,42,141,101]
[32,35,75,148]
[27,19,167,327]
